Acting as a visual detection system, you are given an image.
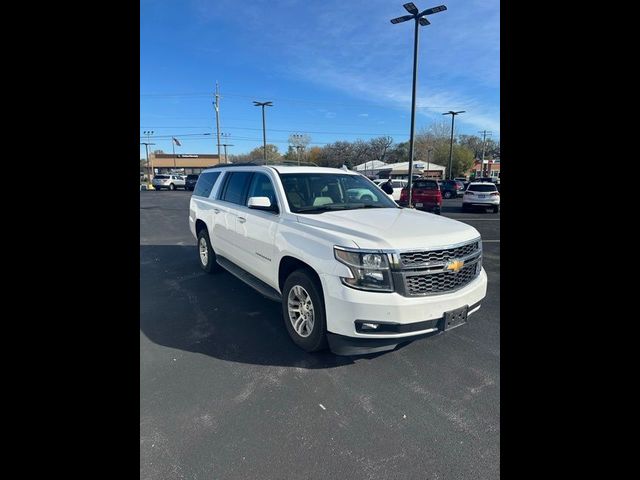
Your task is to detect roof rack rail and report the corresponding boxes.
[273,160,319,167]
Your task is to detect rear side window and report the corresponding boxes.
[221,171,253,204]
[193,171,221,198]
[154,175,168,180]
[468,184,497,192]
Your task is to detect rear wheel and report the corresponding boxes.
[444,191,452,199]
[197,228,222,273]
[282,269,327,352]
[493,205,499,213]
[169,183,175,191]
[462,203,469,212]
[433,206,441,215]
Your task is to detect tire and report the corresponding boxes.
[169,183,175,191]
[282,269,328,352]
[433,207,441,215]
[444,191,452,199]
[461,203,469,212]
[493,205,500,213]
[197,228,221,274]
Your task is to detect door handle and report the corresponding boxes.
[213,208,220,214]
[238,217,246,223]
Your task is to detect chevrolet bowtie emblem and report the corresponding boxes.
[445,259,465,273]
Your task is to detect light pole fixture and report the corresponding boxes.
[442,110,465,179]
[391,3,447,208]
[253,101,273,164]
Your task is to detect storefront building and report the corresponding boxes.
[149,153,223,176]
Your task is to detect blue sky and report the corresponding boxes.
[140,0,499,159]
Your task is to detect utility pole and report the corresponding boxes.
[221,143,234,163]
[214,82,222,162]
[478,130,492,177]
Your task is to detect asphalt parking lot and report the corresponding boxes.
[140,191,500,480]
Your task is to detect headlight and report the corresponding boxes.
[334,247,394,292]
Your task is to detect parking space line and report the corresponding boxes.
[482,240,500,243]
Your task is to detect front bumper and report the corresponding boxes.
[319,267,487,353]
[326,300,482,355]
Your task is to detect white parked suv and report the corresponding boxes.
[189,164,487,355]
[152,174,186,191]
[462,182,500,213]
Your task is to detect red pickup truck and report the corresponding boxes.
[398,179,442,214]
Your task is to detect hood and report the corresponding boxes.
[296,208,480,250]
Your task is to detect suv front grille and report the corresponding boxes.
[399,241,479,268]
[404,263,479,295]
[394,239,482,296]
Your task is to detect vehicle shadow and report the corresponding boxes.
[140,245,415,369]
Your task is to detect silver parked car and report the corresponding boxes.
[152,174,186,191]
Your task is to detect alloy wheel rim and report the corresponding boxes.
[287,285,314,338]
[199,237,208,265]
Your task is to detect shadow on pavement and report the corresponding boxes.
[140,245,403,369]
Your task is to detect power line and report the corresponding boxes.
[141,91,471,110]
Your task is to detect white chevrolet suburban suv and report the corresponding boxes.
[189,164,487,355]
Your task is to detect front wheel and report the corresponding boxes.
[169,183,175,191]
[461,203,469,212]
[282,269,327,352]
[444,191,452,199]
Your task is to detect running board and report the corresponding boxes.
[216,256,282,302]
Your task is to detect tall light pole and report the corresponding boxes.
[426,146,433,178]
[478,129,492,176]
[443,110,465,179]
[142,130,155,185]
[219,133,232,163]
[391,3,447,208]
[253,101,273,164]
[291,133,304,165]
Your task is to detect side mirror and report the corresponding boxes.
[248,196,278,212]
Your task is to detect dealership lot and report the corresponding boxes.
[140,191,500,479]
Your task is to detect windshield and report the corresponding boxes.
[280,173,398,213]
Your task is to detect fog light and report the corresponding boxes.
[361,322,379,330]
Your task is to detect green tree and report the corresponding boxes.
[246,144,281,163]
